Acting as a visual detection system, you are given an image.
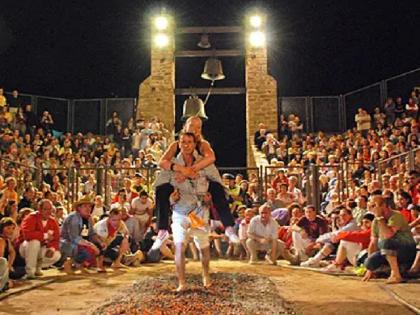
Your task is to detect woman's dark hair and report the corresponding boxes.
[0,217,16,234]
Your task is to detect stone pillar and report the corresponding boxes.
[137,23,175,135]
[245,24,278,167]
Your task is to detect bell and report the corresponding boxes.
[181,95,208,121]
[201,57,225,81]
[197,34,211,49]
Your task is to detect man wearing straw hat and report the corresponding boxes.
[60,196,104,274]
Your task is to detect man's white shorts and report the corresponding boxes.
[171,211,210,249]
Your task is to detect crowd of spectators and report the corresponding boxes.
[0,86,419,294]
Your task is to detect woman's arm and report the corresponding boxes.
[191,140,216,172]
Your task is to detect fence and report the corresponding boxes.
[279,67,420,133]
[4,92,136,135]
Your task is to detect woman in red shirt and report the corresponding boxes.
[322,213,374,272]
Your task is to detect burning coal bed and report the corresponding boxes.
[91,272,294,315]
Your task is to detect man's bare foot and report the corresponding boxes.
[203,275,212,288]
[7,280,14,289]
[97,268,107,273]
[78,266,90,274]
[111,263,128,269]
[63,259,75,275]
[176,283,186,292]
[386,275,403,284]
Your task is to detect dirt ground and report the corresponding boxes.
[0,260,418,315]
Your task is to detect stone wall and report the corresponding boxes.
[137,36,175,136]
[245,46,278,167]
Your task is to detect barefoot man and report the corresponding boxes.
[169,131,214,291]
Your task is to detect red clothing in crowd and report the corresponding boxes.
[336,228,371,249]
[19,211,60,250]
[399,209,413,223]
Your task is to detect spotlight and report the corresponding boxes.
[249,31,266,47]
[154,16,169,30]
[250,15,262,28]
[154,33,169,48]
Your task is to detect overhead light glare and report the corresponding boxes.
[250,15,262,28]
[249,31,266,47]
[154,16,169,30]
[154,33,169,47]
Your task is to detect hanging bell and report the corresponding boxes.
[197,34,211,49]
[201,57,225,81]
[181,95,208,121]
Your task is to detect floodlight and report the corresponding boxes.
[154,33,169,48]
[250,15,262,28]
[249,31,266,47]
[154,16,169,30]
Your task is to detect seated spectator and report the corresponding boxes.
[353,195,369,225]
[271,169,288,192]
[131,191,154,239]
[265,188,284,210]
[262,133,280,163]
[94,208,130,271]
[301,207,358,267]
[138,217,174,263]
[121,206,142,253]
[60,197,102,274]
[18,199,61,278]
[254,123,267,150]
[1,177,19,204]
[246,204,281,265]
[91,195,108,220]
[18,186,36,210]
[288,176,304,205]
[322,213,374,272]
[397,190,414,223]
[363,195,416,284]
[111,189,131,212]
[288,205,329,264]
[237,208,255,260]
[277,183,295,208]
[277,204,304,255]
[0,217,16,292]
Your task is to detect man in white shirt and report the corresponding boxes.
[131,191,154,239]
[246,204,281,265]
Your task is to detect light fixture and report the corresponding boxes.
[249,31,266,47]
[154,33,169,48]
[154,16,169,30]
[250,15,262,28]
[197,34,211,49]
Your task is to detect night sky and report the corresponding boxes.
[1,0,419,166]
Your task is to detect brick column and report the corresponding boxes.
[245,36,278,167]
[137,26,175,135]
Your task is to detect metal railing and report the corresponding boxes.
[279,67,420,133]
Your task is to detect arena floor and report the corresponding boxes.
[0,260,418,315]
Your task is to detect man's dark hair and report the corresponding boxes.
[139,191,149,198]
[109,208,122,216]
[362,213,375,222]
[178,131,196,142]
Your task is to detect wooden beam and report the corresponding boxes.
[177,26,242,34]
[175,87,245,95]
[175,49,243,58]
